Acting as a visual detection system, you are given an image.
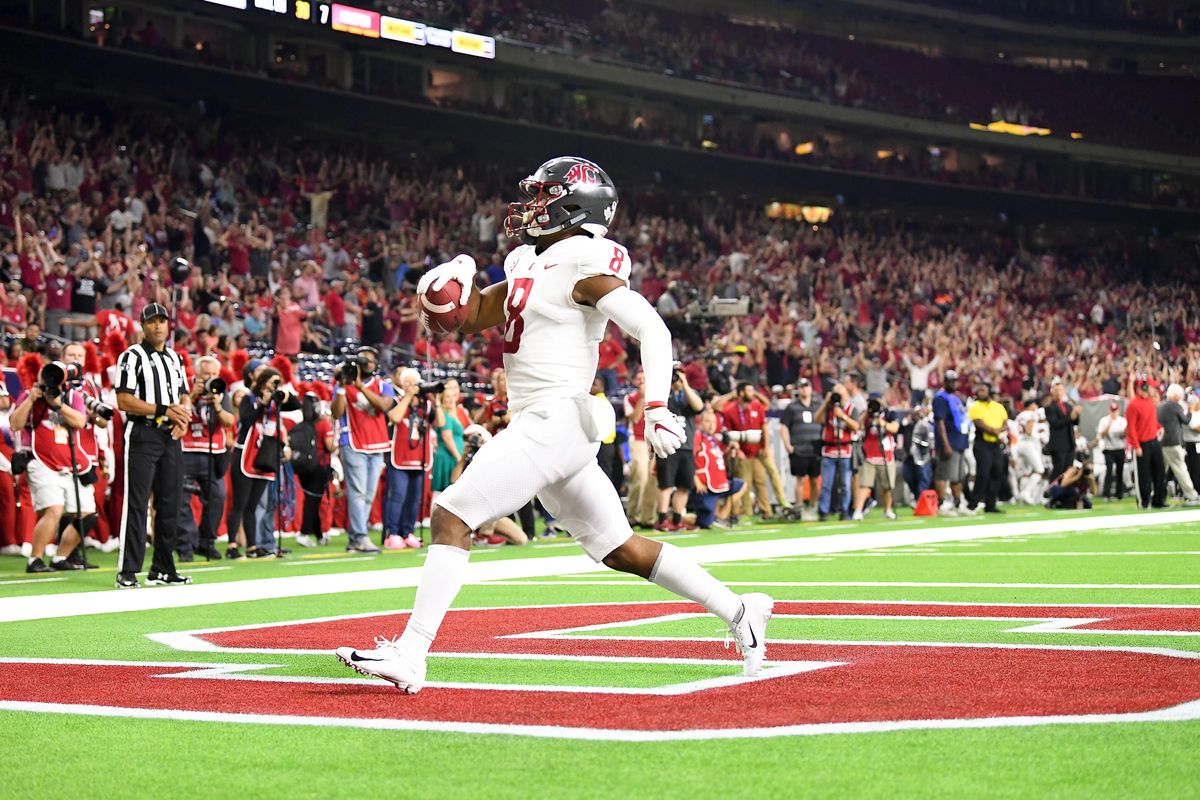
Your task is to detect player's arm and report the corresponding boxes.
[459,281,508,335]
[577,276,670,401]
[579,275,683,457]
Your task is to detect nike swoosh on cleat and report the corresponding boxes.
[748,625,758,650]
[349,652,384,663]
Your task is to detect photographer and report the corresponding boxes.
[383,368,436,550]
[653,365,703,532]
[227,367,300,559]
[852,394,900,521]
[692,407,747,529]
[968,383,1009,514]
[473,368,511,435]
[779,377,822,520]
[61,340,110,566]
[815,382,860,521]
[293,392,336,548]
[179,356,234,561]
[903,405,935,501]
[1045,454,1097,509]
[330,345,394,553]
[716,382,785,521]
[11,361,91,573]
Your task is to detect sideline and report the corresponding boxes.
[2,509,1199,623]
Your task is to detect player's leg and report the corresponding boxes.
[335,398,597,692]
[540,461,772,676]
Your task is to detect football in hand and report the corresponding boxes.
[420,278,471,334]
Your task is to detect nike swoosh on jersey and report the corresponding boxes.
[542,263,558,270]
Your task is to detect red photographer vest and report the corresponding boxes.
[181,403,229,454]
[344,376,391,454]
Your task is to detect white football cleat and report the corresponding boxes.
[335,636,426,694]
[725,593,774,677]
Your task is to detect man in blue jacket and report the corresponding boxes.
[932,370,975,516]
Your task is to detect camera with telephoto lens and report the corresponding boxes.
[867,397,883,417]
[419,381,445,396]
[84,395,114,421]
[38,361,83,399]
[203,376,227,397]
[463,432,485,461]
[335,354,371,384]
[721,429,763,446]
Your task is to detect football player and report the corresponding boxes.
[336,157,772,692]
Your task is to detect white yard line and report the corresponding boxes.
[3,698,1198,742]
[826,551,1200,558]
[2,509,1199,623]
[0,577,66,586]
[478,580,1200,590]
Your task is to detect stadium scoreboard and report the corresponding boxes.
[200,0,495,58]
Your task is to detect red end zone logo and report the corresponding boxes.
[2,601,1199,740]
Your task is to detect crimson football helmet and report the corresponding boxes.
[504,156,619,239]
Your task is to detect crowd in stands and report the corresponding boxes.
[18,2,1195,208]
[2,89,1200,561]
[373,0,1198,156]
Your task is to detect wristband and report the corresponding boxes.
[156,403,167,419]
[645,401,668,411]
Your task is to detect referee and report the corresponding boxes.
[114,303,193,589]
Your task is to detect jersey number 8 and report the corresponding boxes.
[503,277,534,355]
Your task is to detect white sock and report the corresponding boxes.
[398,544,469,658]
[649,542,742,624]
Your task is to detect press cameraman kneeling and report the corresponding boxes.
[11,361,92,573]
[1045,454,1096,509]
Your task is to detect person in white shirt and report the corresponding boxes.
[1096,402,1128,500]
[902,351,940,406]
[1184,391,1200,498]
[1012,399,1045,505]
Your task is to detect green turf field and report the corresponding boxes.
[2,502,1198,799]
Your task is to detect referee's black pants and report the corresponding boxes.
[120,424,183,577]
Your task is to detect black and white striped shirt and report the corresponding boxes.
[115,343,189,416]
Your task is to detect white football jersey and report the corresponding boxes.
[1015,409,1039,440]
[500,234,632,410]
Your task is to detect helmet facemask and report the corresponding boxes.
[505,179,586,238]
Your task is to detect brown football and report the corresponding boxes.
[420,279,470,334]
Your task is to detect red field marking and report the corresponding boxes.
[1,643,1199,732]
[198,602,1200,655]
[5,602,1199,735]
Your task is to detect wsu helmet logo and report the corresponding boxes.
[563,163,601,186]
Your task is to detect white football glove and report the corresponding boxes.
[416,254,477,326]
[644,405,686,458]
